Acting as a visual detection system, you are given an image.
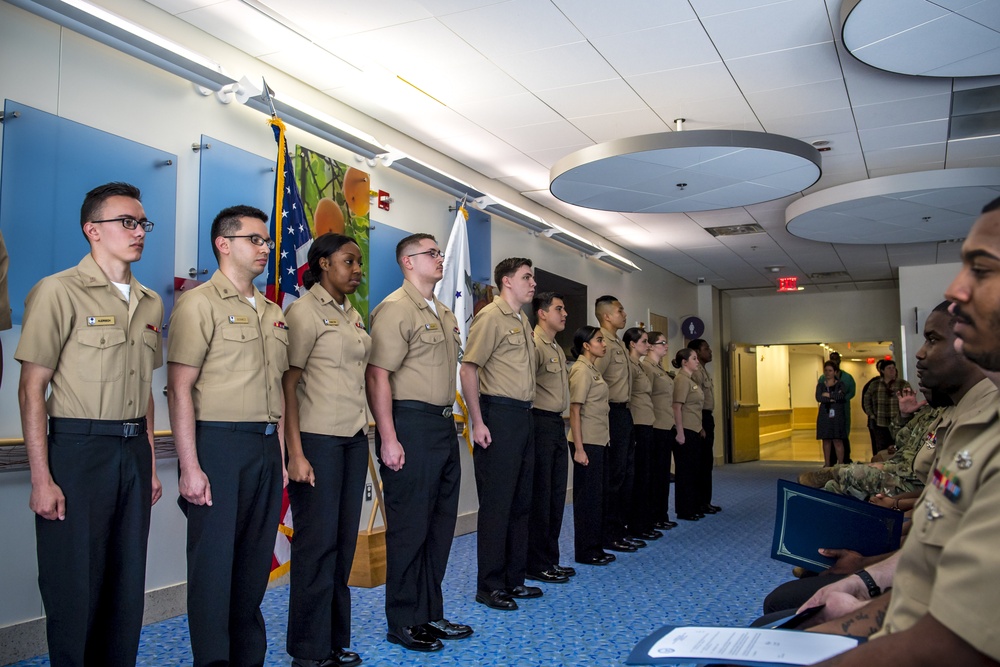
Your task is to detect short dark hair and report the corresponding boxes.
[595,295,620,320]
[647,330,665,345]
[829,351,842,361]
[80,182,142,238]
[303,233,359,290]
[396,233,436,265]
[571,325,601,359]
[982,195,1000,214]
[533,291,563,316]
[623,327,647,350]
[879,359,896,376]
[210,205,268,262]
[494,257,532,290]
[688,338,708,352]
[824,360,839,373]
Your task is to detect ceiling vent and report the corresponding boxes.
[705,223,766,237]
[810,271,850,280]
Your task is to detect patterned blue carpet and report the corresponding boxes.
[11,461,803,667]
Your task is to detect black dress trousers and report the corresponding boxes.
[528,409,569,574]
[36,426,152,667]
[473,397,534,594]
[650,427,676,523]
[674,429,702,518]
[286,431,369,659]
[699,410,716,507]
[571,443,607,562]
[604,403,634,543]
[182,425,283,667]
[627,423,654,534]
[377,404,461,630]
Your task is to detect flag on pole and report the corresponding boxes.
[434,202,474,409]
[265,117,313,308]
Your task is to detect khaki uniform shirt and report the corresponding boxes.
[628,357,654,426]
[672,370,704,432]
[593,326,630,403]
[285,283,371,436]
[643,358,675,430]
[368,279,460,406]
[15,254,163,420]
[532,325,569,413]
[463,295,535,403]
[167,270,287,422]
[0,231,11,331]
[691,364,714,412]
[877,378,1000,660]
[568,357,609,446]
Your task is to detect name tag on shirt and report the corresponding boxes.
[229,316,249,324]
[509,327,521,334]
[323,318,339,326]
[424,323,439,330]
[87,316,115,326]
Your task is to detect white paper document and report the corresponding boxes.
[647,627,858,665]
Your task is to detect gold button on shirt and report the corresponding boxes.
[568,357,610,445]
[463,295,535,403]
[593,327,631,403]
[14,254,163,420]
[629,358,654,426]
[285,282,371,436]
[167,270,287,422]
[672,371,704,432]
[0,231,11,331]
[532,325,569,414]
[368,280,460,406]
[643,359,675,430]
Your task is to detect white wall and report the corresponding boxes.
[756,345,790,411]
[898,263,961,386]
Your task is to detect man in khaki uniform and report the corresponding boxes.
[16,182,163,667]
[167,205,288,667]
[688,339,721,514]
[804,196,1000,666]
[461,257,538,610]
[366,233,472,652]
[592,295,639,552]
[0,230,11,387]
[526,292,573,585]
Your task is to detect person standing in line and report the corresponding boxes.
[461,257,539,610]
[642,331,678,532]
[862,359,912,454]
[828,351,856,464]
[592,295,642,553]
[0,229,12,387]
[526,292,575,585]
[283,234,370,667]
[624,327,660,541]
[672,348,705,521]
[688,339,721,514]
[567,326,615,567]
[366,233,472,652]
[16,182,163,667]
[816,360,848,465]
[167,205,288,667]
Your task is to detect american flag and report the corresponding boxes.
[265,117,312,308]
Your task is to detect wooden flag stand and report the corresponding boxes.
[348,449,387,587]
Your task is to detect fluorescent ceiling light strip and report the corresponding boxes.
[9,0,236,91]
[244,94,385,159]
[596,248,641,272]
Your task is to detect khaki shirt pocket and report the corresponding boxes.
[76,327,126,382]
[505,333,525,347]
[419,330,445,346]
[545,361,562,374]
[140,330,159,381]
[221,325,261,372]
[269,326,289,372]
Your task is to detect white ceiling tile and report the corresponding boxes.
[552,0,698,39]
[256,0,431,38]
[839,46,952,105]
[497,172,550,192]
[859,120,950,152]
[749,79,851,119]
[417,0,508,15]
[651,96,760,131]
[494,121,592,153]
[570,109,671,143]
[535,79,648,118]
[763,108,858,139]
[592,21,721,77]
[260,45,362,91]
[437,0,584,58]
[450,93,562,129]
[869,162,947,178]
[947,136,1000,161]
[865,144,948,170]
[727,42,842,94]
[627,62,741,108]
[525,143,595,168]
[492,41,618,91]
[853,94,952,131]
[145,0,223,14]
[701,0,832,59]
[178,0,303,57]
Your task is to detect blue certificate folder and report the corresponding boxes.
[771,480,903,572]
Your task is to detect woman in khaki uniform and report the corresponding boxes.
[568,326,615,566]
[624,327,659,541]
[283,233,371,667]
[672,348,705,521]
[643,331,678,531]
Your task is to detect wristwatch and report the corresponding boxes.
[854,569,881,598]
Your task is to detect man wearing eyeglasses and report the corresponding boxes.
[15,182,163,667]
[167,205,289,667]
[367,233,472,652]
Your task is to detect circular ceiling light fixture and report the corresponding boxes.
[550,127,821,214]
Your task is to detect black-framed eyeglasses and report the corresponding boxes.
[90,217,155,232]
[406,249,444,260]
[223,234,275,249]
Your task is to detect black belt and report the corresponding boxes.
[482,395,532,410]
[49,417,147,439]
[610,401,629,409]
[532,407,563,418]
[393,400,453,418]
[197,421,279,435]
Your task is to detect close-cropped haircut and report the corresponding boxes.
[982,195,1000,214]
[594,294,619,318]
[395,233,436,265]
[80,182,142,238]
[533,291,563,315]
[688,338,708,352]
[494,257,532,289]
[210,205,268,262]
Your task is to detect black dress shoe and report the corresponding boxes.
[605,540,637,552]
[553,564,577,577]
[677,514,700,521]
[635,530,662,540]
[291,658,335,667]
[708,504,722,512]
[623,536,647,548]
[653,521,674,530]
[506,584,543,598]
[423,619,474,640]
[475,589,518,610]
[701,505,718,514]
[386,626,444,652]
[577,552,616,566]
[525,569,569,583]
[329,648,362,667]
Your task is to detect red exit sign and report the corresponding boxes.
[778,276,798,292]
